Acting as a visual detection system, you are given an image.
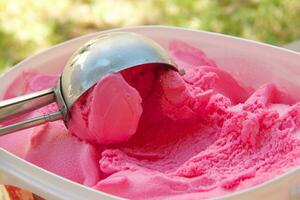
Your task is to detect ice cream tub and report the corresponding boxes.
[1,26,300,200]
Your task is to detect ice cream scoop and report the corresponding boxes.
[0,32,179,135]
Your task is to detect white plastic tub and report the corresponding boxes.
[1,26,300,200]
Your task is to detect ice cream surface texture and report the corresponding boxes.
[68,72,143,145]
[1,40,300,199]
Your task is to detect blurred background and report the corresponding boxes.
[0,0,300,73]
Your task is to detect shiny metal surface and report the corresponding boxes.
[0,88,55,123]
[61,32,177,109]
[0,111,63,136]
[0,32,178,135]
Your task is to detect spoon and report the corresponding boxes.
[0,32,179,135]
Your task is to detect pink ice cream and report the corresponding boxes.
[1,40,300,199]
[68,73,143,144]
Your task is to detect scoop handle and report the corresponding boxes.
[0,111,63,136]
[0,88,56,123]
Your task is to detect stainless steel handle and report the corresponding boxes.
[0,111,63,136]
[0,87,63,135]
[0,88,56,123]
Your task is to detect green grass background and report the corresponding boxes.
[0,0,299,73]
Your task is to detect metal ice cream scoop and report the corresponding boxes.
[0,32,179,135]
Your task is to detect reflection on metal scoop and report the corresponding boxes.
[0,32,180,135]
